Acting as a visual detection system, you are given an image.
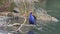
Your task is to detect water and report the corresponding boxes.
[0,30,10,34]
[34,0,60,34]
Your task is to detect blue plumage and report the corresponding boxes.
[29,12,36,25]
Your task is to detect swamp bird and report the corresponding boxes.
[29,11,37,25]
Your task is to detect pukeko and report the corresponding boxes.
[29,12,37,25]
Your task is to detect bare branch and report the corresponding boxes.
[15,17,27,33]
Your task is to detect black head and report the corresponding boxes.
[30,11,32,14]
